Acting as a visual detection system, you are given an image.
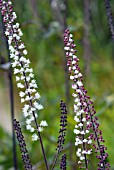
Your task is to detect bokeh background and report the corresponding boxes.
[0,0,114,169]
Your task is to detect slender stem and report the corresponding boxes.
[51,152,59,170]
[8,68,18,170]
[0,14,17,170]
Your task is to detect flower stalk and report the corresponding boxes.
[64,29,110,170]
[104,0,114,40]
[51,100,67,170]
[60,154,67,170]
[0,1,49,169]
[14,119,33,170]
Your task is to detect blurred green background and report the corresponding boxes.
[0,0,114,169]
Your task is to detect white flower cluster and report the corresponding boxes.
[0,0,48,141]
[76,148,92,161]
[64,30,92,163]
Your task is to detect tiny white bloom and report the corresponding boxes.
[77,81,83,87]
[69,34,73,38]
[78,73,82,77]
[12,12,17,19]
[38,127,43,132]
[72,84,77,90]
[72,60,76,65]
[5,31,9,36]
[80,156,85,160]
[21,98,25,103]
[19,43,25,49]
[88,140,92,144]
[78,123,83,127]
[26,118,32,125]
[86,130,89,133]
[16,76,20,81]
[14,55,19,61]
[72,93,77,97]
[32,133,39,141]
[74,104,78,111]
[23,104,29,112]
[64,46,70,51]
[26,76,31,82]
[74,70,79,74]
[82,118,86,122]
[87,150,92,154]
[70,75,74,80]
[83,139,88,143]
[77,148,81,152]
[73,55,77,59]
[74,129,80,134]
[16,35,21,40]
[23,112,29,118]
[74,98,80,103]
[14,68,20,74]
[77,111,81,116]
[69,52,73,56]
[68,66,72,71]
[76,152,81,157]
[26,124,32,130]
[74,116,80,122]
[40,121,48,127]
[72,66,76,70]
[25,96,32,101]
[69,38,73,42]
[12,61,19,67]
[17,83,24,88]
[80,131,85,135]
[30,127,35,132]
[77,102,81,107]
[29,73,34,78]
[71,49,74,52]
[35,92,41,99]
[18,28,23,36]
[19,91,25,97]
[23,49,27,55]
[8,1,12,5]
[16,23,19,28]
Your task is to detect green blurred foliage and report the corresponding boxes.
[0,0,114,169]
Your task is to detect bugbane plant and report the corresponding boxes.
[0,0,48,141]
[64,29,110,170]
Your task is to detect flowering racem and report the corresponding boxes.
[0,0,48,140]
[51,100,67,170]
[14,119,33,170]
[60,154,67,170]
[64,29,110,170]
[56,100,67,153]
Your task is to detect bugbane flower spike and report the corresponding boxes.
[60,154,67,170]
[0,0,48,140]
[64,29,110,169]
[52,100,67,170]
[56,100,67,154]
[14,119,33,170]
[105,0,114,40]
